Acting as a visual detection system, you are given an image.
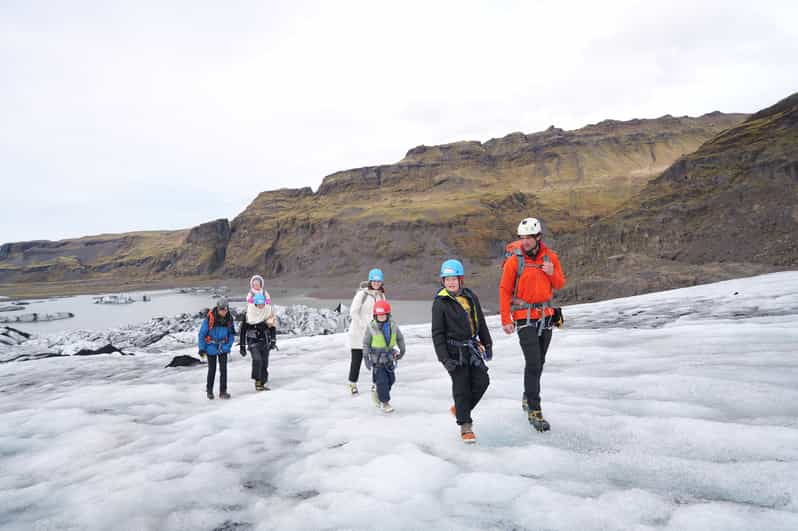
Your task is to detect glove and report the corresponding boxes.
[198,350,206,361]
[269,327,278,350]
[484,346,493,362]
[442,359,458,373]
[240,345,247,357]
[392,346,401,360]
[552,307,564,328]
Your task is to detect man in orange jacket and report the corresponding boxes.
[500,217,565,431]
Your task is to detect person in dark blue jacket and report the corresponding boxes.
[198,297,236,400]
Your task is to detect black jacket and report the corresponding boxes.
[239,316,276,349]
[431,287,492,363]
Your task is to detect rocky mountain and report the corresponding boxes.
[221,112,747,298]
[0,219,229,283]
[0,108,764,303]
[556,92,798,301]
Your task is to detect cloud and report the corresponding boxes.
[1,0,797,242]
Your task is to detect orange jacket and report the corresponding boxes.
[499,241,566,325]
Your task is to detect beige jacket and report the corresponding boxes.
[347,281,386,348]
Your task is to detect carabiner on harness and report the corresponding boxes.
[511,299,552,336]
[446,338,486,367]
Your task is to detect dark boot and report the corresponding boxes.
[528,409,551,432]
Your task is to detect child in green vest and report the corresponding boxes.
[363,300,406,413]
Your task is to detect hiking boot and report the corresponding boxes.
[206,391,214,400]
[379,402,395,413]
[219,392,231,400]
[460,423,477,444]
[348,382,359,395]
[255,381,265,392]
[528,410,551,432]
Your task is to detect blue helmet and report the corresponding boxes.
[253,293,266,305]
[440,259,464,278]
[368,268,384,282]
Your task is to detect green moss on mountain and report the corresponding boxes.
[1,109,761,301]
[557,92,798,302]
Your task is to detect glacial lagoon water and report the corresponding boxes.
[10,288,435,335]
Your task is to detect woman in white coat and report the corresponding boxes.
[347,268,387,394]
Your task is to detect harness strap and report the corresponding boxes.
[446,337,485,365]
[511,248,523,302]
[511,254,553,336]
[446,338,477,347]
[368,348,397,369]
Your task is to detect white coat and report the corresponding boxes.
[347,281,386,349]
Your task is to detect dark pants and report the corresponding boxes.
[449,362,490,425]
[349,348,363,383]
[373,365,396,403]
[518,325,553,411]
[249,341,270,383]
[206,353,228,393]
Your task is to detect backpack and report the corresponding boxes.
[205,309,234,344]
[503,240,549,302]
[503,241,563,332]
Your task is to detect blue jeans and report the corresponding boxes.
[373,365,396,403]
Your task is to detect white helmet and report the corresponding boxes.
[517,217,542,236]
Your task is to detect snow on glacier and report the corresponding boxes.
[1,272,797,530]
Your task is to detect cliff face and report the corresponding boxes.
[180,219,231,275]
[1,108,765,302]
[556,93,798,302]
[0,219,230,284]
[316,113,747,219]
[220,113,746,289]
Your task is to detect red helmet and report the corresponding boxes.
[373,300,392,316]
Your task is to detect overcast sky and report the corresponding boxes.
[2,0,797,244]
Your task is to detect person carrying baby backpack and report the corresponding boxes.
[432,259,493,443]
[240,286,277,392]
[198,297,236,400]
[346,268,387,395]
[363,300,406,413]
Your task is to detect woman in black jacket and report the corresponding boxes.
[431,259,493,443]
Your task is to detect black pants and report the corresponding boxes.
[518,325,553,411]
[349,348,363,383]
[206,353,228,393]
[449,362,490,425]
[249,341,270,383]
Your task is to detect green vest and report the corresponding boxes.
[370,320,397,350]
